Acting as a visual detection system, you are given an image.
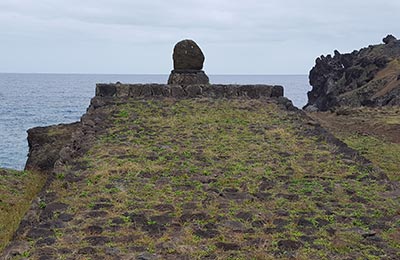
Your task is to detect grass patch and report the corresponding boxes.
[0,169,46,251]
[309,107,400,181]
[343,135,400,181]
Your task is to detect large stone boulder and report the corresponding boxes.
[173,39,205,71]
[168,39,209,85]
[304,35,400,111]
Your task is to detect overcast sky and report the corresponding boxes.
[0,0,399,74]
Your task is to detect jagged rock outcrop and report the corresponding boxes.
[25,123,80,172]
[383,34,397,45]
[168,39,210,85]
[304,35,400,111]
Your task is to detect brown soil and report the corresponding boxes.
[309,107,400,144]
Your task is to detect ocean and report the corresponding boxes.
[0,74,310,170]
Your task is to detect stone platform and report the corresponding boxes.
[95,83,284,99]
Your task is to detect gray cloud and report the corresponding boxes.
[0,0,399,74]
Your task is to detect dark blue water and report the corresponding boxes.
[0,74,310,170]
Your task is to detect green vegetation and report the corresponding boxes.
[13,98,396,259]
[0,169,45,251]
[343,135,400,181]
[310,107,400,182]
[4,99,399,259]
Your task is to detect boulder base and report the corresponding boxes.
[168,70,209,85]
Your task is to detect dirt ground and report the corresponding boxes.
[309,106,400,144]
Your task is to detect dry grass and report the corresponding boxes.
[372,59,400,98]
[310,107,400,181]
[0,169,46,251]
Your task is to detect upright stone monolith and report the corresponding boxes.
[168,39,210,85]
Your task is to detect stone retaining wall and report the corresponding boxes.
[95,83,284,99]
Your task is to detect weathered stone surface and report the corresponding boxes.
[85,225,103,235]
[168,39,210,85]
[271,85,284,97]
[170,85,185,98]
[194,228,220,238]
[236,212,253,221]
[58,213,74,222]
[36,237,56,246]
[221,220,246,232]
[173,39,205,71]
[277,239,303,251]
[180,212,209,222]
[1,241,30,259]
[95,83,284,100]
[26,228,54,239]
[84,236,111,246]
[136,252,158,260]
[383,34,397,44]
[185,85,203,97]
[151,84,170,97]
[40,202,69,220]
[215,242,240,251]
[25,123,80,171]
[78,247,96,255]
[304,35,400,111]
[96,84,116,97]
[167,71,209,85]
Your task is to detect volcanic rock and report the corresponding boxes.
[383,34,397,44]
[168,39,209,85]
[25,123,80,172]
[304,35,400,111]
[167,70,209,85]
[173,39,205,70]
